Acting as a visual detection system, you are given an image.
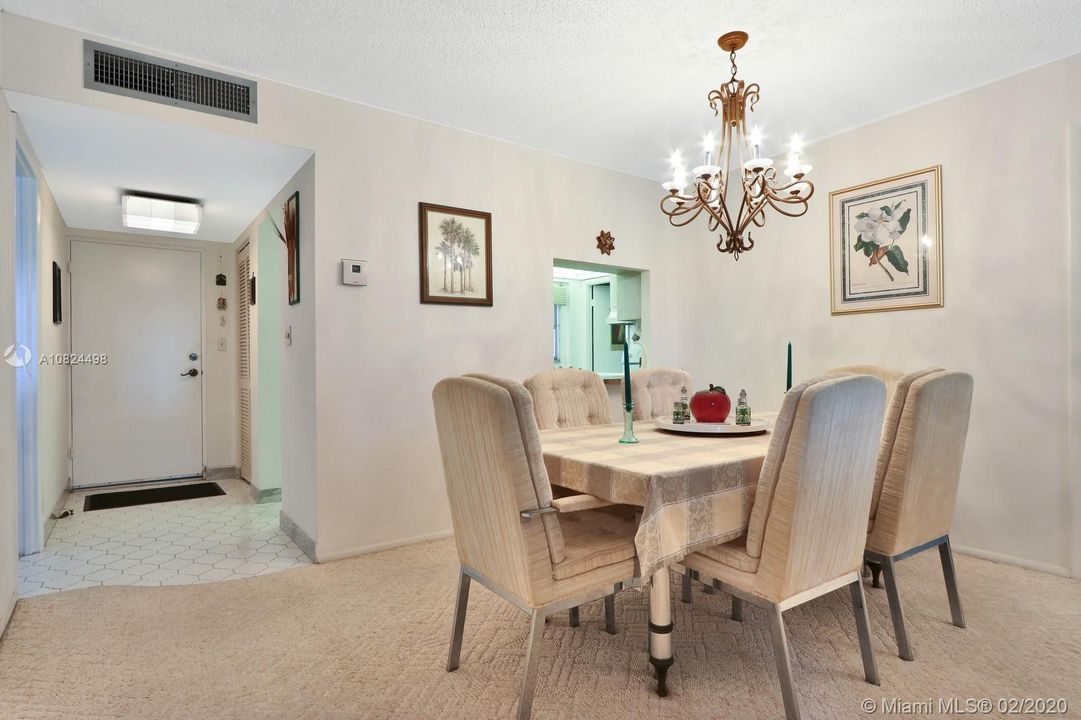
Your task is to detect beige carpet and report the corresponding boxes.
[1,538,1079,719]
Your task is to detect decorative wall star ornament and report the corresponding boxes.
[596,230,615,255]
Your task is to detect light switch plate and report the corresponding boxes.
[341,259,368,286]
[216,337,227,351]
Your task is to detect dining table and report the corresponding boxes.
[540,415,776,697]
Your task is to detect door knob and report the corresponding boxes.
[181,368,200,377]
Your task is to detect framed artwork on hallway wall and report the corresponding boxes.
[419,202,493,306]
[284,191,300,305]
[268,190,300,305]
[830,165,944,315]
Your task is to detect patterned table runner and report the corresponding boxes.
[540,418,775,581]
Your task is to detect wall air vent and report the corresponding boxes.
[83,40,257,123]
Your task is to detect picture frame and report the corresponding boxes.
[419,202,493,306]
[52,261,62,324]
[284,191,300,305]
[829,166,943,315]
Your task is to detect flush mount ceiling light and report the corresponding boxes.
[660,31,814,259]
[121,193,202,234]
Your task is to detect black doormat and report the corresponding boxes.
[84,482,225,512]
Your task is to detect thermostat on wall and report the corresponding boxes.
[341,259,368,286]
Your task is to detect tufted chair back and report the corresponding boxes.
[523,368,611,430]
[628,368,691,420]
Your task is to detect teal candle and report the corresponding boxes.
[623,336,632,408]
[786,342,792,392]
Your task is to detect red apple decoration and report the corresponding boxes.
[690,384,731,423]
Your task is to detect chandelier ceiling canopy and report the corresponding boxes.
[660,31,814,259]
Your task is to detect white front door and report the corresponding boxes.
[70,240,203,488]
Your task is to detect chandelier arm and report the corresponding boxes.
[735,192,772,237]
[700,186,733,236]
[660,199,708,227]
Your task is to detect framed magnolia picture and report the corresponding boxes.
[830,166,943,315]
[419,202,493,306]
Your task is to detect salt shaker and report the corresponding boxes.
[735,389,751,426]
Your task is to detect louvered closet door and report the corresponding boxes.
[238,243,252,482]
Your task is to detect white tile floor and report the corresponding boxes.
[18,478,311,598]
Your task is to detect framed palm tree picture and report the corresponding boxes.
[419,202,493,306]
[830,166,943,315]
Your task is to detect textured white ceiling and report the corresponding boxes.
[7,92,313,242]
[3,1,1080,180]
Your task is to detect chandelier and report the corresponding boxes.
[660,31,814,259]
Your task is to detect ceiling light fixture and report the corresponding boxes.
[660,31,814,259]
[121,193,202,234]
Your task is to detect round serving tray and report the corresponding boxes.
[654,415,770,436]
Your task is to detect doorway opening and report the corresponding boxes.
[8,92,315,596]
[14,143,40,557]
[552,260,647,376]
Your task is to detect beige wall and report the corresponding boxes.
[1070,125,1081,577]
[69,230,238,472]
[681,55,1081,574]
[0,19,20,631]
[0,15,687,561]
[16,119,71,542]
[2,13,1076,574]
[232,157,316,540]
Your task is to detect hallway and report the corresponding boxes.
[18,479,310,596]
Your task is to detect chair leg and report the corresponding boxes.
[568,606,580,627]
[881,557,914,661]
[767,604,801,720]
[849,579,880,686]
[938,536,967,629]
[699,570,715,594]
[604,594,617,634]
[446,567,471,672]
[681,571,693,603]
[516,610,547,720]
[868,561,883,589]
[731,596,743,622]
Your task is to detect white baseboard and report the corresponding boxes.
[316,529,454,564]
[953,544,1072,577]
[1,590,15,640]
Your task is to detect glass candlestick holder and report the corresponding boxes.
[619,403,639,444]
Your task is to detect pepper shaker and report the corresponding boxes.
[735,389,752,426]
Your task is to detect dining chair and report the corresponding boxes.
[468,373,624,631]
[829,364,905,399]
[682,374,887,720]
[861,369,974,661]
[628,367,691,420]
[433,376,640,720]
[523,368,611,430]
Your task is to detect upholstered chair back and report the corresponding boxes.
[755,375,886,601]
[866,367,944,520]
[628,368,691,420]
[433,377,557,605]
[867,371,974,557]
[744,373,841,559]
[830,365,906,398]
[524,368,611,429]
[464,374,565,565]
